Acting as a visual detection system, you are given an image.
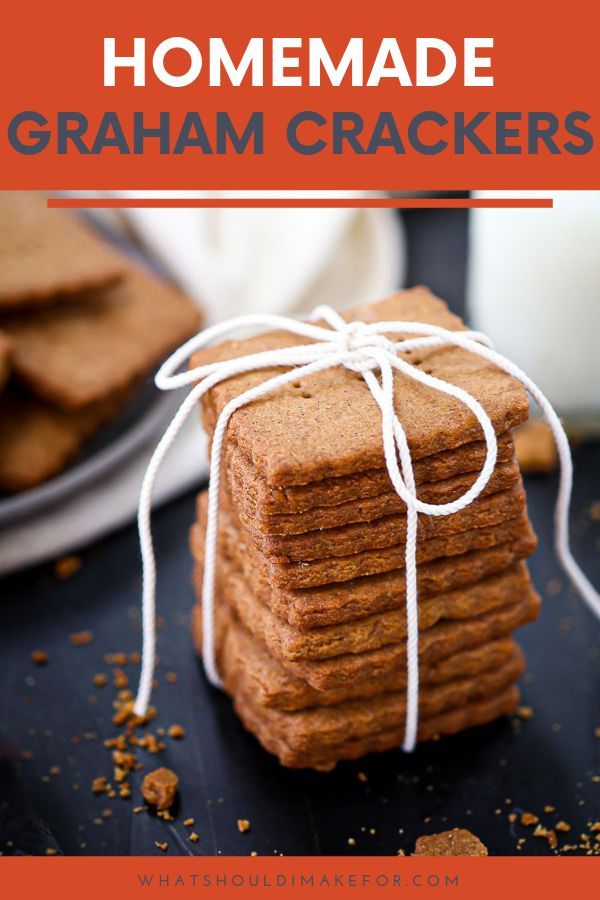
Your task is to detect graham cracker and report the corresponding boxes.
[228,447,519,536]
[233,481,526,562]
[190,510,537,628]
[198,491,533,590]
[251,593,540,692]
[0,387,134,491]
[229,680,521,770]
[192,603,522,712]
[192,557,534,662]
[224,646,525,754]
[3,266,201,410]
[192,288,529,487]
[0,191,127,309]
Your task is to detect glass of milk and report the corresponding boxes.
[467,191,600,434]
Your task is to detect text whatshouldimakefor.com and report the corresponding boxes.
[136,870,460,888]
[8,36,592,157]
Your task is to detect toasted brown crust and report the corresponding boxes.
[3,266,201,411]
[226,435,517,529]
[0,191,127,309]
[193,288,529,487]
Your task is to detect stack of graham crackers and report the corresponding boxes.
[0,192,201,492]
[190,288,540,770]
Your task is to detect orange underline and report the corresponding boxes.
[48,197,554,209]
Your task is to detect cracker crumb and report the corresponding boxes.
[588,501,600,521]
[544,805,556,813]
[413,828,487,856]
[533,824,558,849]
[166,671,178,684]
[31,650,48,666]
[347,838,356,846]
[45,847,58,856]
[91,776,107,795]
[70,630,93,647]
[141,768,178,811]
[237,819,251,833]
[517,705,534,720]
[189,832,199,843]
[155,841,168,852]
[514,420,558,474]
[357,771,368,783]
[184,818,195,827]
[133,806,144,814]
[54,555,82,579]
[168,724,185,740]
[93,673,108,687]
[521,812,539,826]
[105,652,128,666]
[556,821,571,833]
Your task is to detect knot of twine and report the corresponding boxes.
[134,304,600,753]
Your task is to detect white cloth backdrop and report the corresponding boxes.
[0,195,405,575]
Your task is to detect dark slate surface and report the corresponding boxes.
[0,208,598,857]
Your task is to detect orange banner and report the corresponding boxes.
[1,0,599,191]
[0,855,598,899]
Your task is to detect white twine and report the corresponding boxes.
[133,305,600,752]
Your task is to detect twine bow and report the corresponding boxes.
[134,304,600,753]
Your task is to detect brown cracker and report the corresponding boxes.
[201,491,534,590]
[2,266,201,410]
[0,191,127,309]
[0,387,134,491]
[193,288,529,486]
[228,442,518,534]
[190,509,537,628]
[193,557,534,662]
[235,480,526,562]
[514,419,558,475]
[229,683,520,770]
[225,650,525,754]
[256,593,540,692]
[192,604,522,712]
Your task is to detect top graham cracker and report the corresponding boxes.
[0,191,127,309]
[192,287,530,487]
